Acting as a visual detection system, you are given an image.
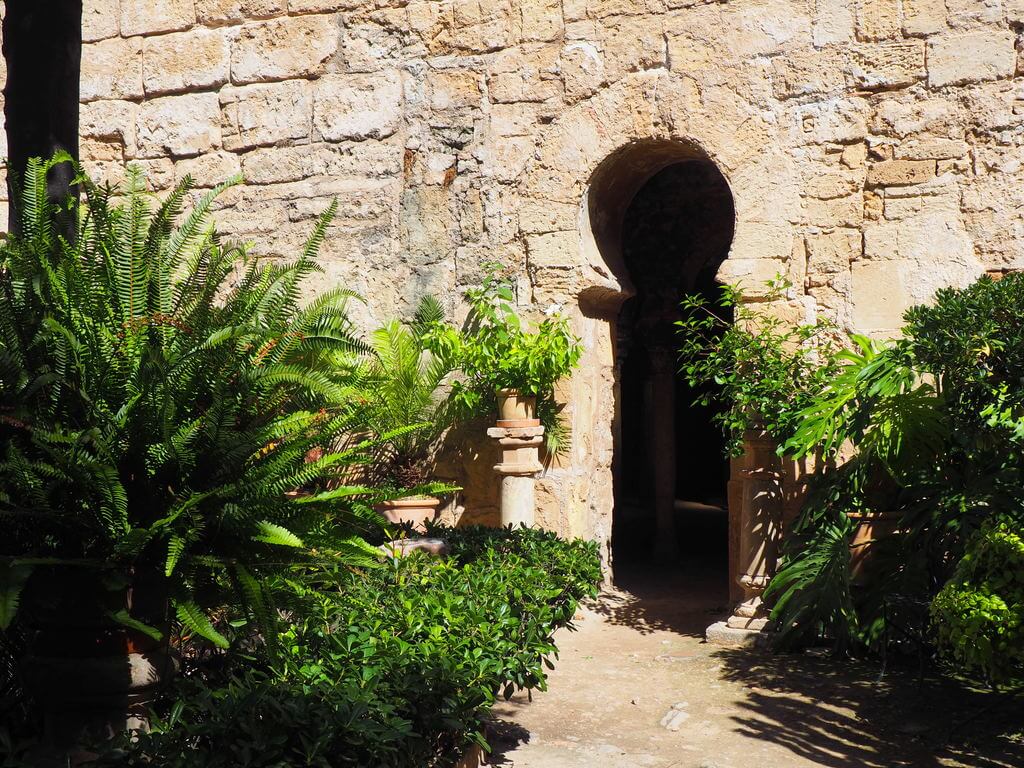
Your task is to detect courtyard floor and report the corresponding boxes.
[489,565,1024,768]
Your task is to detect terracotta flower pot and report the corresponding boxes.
[496,389,539,428]
[847,511,902,585]
[18,567,177,752]
[376,496,442,532]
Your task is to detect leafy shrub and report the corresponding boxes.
[676,279,843,455]
[904,273,1024,431]
[94,526,602,768]
[931,517,1024,684]
[0,157,389,646]
[754,273,1024,662]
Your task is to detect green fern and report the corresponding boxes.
[176,601,229,649]
[364,296,460,490]
[253,521,304,548]
[0,562,33,630]
[0,157,394,647]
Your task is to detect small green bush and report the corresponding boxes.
[931,518,1024,684]
[98,526,601,768]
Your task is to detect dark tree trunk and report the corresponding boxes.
[3,1,83,235]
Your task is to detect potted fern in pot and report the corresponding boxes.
[0,157,388,752]
[365,297,460,532]
[424,264,582,454]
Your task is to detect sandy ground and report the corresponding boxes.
[488,565,1024,768]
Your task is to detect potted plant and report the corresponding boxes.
[0,157,388,752]
[425,264,582,453]
[365,297,460,531]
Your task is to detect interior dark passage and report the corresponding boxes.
[609,159,735,591]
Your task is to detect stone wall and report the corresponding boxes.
[3,0,1024,562]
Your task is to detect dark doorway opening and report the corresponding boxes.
[606,158,735,595]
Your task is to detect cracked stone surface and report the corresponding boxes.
[487,565,1024,768]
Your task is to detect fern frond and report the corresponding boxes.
[175,600,229,648]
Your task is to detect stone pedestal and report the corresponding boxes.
[487,424,545,528]
[708,425,783,647]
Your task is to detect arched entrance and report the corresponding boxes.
[585,140,736,597]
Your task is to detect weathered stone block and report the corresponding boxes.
[1008,0,1024,22]
[866,159,934,187]
[144,28,230,96]
[803,194,865,228]
[902,0,945,36]
[719,1,811,59]
[133,158,176,190]
[717,258,791,297]
[849,42,924,90]
[80,138,124,163]
[340,23,403,73]
[792,97,869,145]
[864,210,971,263]
[812,0,854,47]
[871,97,961,139]
[83,0,120,42]
[488,103,538,137]
[852,260,909,331]
[521,0,563,42]
[120,0,196,36]
[313,73,402,141]
[601,14,666,78]
[806,230,860,277]
[806,168,860,200]
[525,231,578,269]
[196,0,286,24]
[560,41,605,103]
[855,0,899,41]
[946,0,1002,26]
[231,15,339,84]
[487,47,561,104]
[727,222,794,264]
[772,48,845,99]
[80,100,140,157]
[476,137,535,183]
[174,151,241,188]
[927,32,1016,88]
[137,93,222,158]
[895,138,969,161]
[81,37,143,102]
[431,70,482,110]
[220,81,312,151]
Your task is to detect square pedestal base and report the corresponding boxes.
[705,620,774,649]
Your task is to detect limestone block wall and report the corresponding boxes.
[2,0,1024,560]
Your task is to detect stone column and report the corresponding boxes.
[707,424,783,647]
[487,425,545,527]
[648,346,677,558]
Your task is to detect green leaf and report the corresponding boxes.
[108,609,164,642]
[253,520,305,548]
[0,563,33,629]
[175,601,229,648]
[165,534,186,577]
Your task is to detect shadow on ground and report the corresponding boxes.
[587,564,731,638]
[713,647,1024,768]
[592,503,732,637]
[484,719,531,766]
